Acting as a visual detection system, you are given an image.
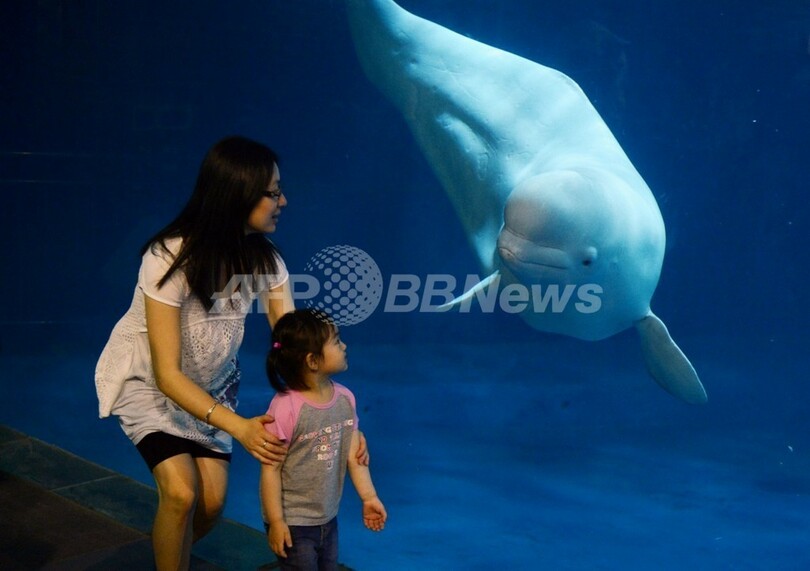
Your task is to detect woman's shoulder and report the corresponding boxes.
[254,239,288,288]
[139,236,189,305]
[143,236,183,262]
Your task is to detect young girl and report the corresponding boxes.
[262,309,386,570]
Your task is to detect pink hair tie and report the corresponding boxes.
[272,341,282,349]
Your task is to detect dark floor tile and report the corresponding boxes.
[0,437,114,490]
[188,555,227,570]
[38,539,224,571]
[0,426,303,571]
[0,425,25,445]
[0,471,144,569]
[56,474,158,534]
[39,538,154,570]
[192,520,276,571]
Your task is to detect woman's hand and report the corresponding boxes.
[235,414,287,465]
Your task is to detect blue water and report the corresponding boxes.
[3,0,809,569]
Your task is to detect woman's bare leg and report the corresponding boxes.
[151,454,198,570]
[192,457,229,541]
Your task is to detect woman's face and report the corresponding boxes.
[246,163,286,234]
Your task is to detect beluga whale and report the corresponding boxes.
[345,0,707,404]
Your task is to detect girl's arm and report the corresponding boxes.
[348,430,387,532]
[145,295,286,464]
[260,463,292,557]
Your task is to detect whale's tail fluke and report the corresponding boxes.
[635,312,707,404]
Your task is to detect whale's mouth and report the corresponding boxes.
[497,228,572,274]
[497,246,571,273]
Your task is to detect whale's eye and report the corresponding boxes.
[581,247,597,267]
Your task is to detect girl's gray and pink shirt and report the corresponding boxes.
[264,382,358,526]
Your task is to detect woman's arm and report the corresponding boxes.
[261,279,295,328]
[145,295,286,464]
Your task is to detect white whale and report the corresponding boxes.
[345,0,707,404]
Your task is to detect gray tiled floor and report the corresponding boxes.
[0,424,280,570]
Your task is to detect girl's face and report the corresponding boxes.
[319,330,348,375]
[246,163,287,234]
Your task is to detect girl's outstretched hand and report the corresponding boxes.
[362,496,387,532]
[236,414,287,465]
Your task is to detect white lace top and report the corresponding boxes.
[94,237,288,452]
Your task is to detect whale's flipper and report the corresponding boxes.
[437,271,501,312]
[635,312,707,405]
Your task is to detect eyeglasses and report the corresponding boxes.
[262,187,283,201]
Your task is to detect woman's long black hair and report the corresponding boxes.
[141,136,281,309]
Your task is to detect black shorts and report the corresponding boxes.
[136,432,232,472]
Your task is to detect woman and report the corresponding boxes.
[95,136,365,570]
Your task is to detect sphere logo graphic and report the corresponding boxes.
[303,245,383,326]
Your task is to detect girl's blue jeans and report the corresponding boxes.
[267,517,339,571]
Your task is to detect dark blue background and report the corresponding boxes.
[1,2,809,567]
[3,0,807,353]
